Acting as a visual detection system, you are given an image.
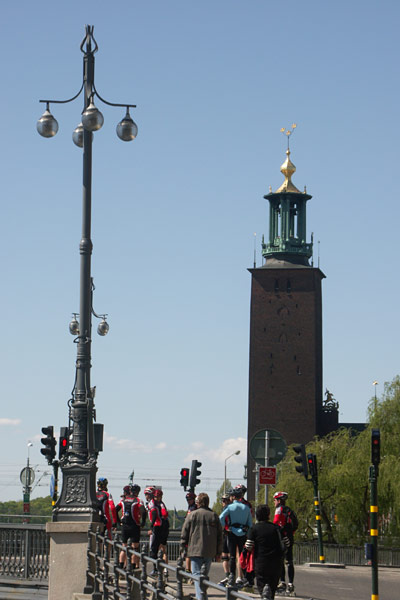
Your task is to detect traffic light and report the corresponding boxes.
[307,453,317,481]
[293,444,308,479]
[189,459,202,490]
[180,467,189,490]
[41,426,56,464]
[59,427,70,460]
[371,429,380,466]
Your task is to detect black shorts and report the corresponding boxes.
[121,523,140,544]
[222,535,229,554]
[160,519,170,545]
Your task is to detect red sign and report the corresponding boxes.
[259,467,276,485]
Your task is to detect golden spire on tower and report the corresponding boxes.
[275,123,300,193]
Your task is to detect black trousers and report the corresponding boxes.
[255,558,282,599]
[227,532,246,576]
[281,543,294,583]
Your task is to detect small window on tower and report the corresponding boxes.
[287,279,291,294]
[274,279,279,293]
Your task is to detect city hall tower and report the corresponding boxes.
[246,134,337,500]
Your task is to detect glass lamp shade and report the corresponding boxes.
[116,108,138,141]
[37,109,59,138]
[97,319,109,336]
[69,317,80,335]
[82,100,104,132]
[72,123,84,147]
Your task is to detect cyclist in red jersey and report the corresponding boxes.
[154,489,170,578]
[273,491,295,595]
[144,486,163,576]
[116,484,144,568]
[96,477,117,539]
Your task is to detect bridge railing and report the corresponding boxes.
[85,526,251,600]
[0,523,49,580]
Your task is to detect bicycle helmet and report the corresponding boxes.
[273,491,288,502]
[235,484,247,495]
[228,488,242,499]
[97,477,108,490]
[154,488,163,497]
[144,486,155,496]
[131,484,141,495]
[122,485,131,496]
[186,492,196,501]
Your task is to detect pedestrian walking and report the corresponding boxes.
[96,477,117,539]
[154,488,170,578]
[218,494,232,586]
[144,486,163,576]
[219,488,252,588]
[273,491,298,595]
[246,504,285,599]
[181,492,223,600]
[116,484,144,569]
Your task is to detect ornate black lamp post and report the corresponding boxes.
[37,26,137,522]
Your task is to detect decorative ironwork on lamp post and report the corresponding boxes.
[37,25,137,522]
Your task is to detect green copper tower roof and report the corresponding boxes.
[262,142,313,266]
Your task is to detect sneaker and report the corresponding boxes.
[236,577,246,587]
[277,582,286,592]
[287,583,295,593]
[218,576,229,586]
[163,568,169,580]
[226,574,236,587]
[262,584,272,600]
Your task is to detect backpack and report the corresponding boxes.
[122,497,139,526]
[282,506,298,533]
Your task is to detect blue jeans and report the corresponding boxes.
[190,557,212,600]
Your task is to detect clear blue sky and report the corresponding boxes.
[0,0,399,510]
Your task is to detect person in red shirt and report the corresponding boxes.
[96,477,117,539]
[154,489,170,578]
[144,486,163,576]
[273,491,296,595]
[116,484,144,569]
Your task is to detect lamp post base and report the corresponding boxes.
[52,460,100,523]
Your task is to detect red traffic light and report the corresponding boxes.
[182,469,188,476]
[61,439,67,448]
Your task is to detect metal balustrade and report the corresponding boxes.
[0,524,49,579]
[85,527,252,600]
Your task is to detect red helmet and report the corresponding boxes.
[122,485,131,496]
[154,488,163,498]
[144,486,155,496]
[273,491,288,502]
[186,492,196,501]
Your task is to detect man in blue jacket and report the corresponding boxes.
[219,488,252,587]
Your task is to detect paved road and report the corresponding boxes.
[1,564,399,600]
[208,563,400,600]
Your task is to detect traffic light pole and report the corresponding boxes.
[311,476,325,563]
[369,464,379,600]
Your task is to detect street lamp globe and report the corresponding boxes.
[97,319,109,336]
[69,315,80,335]
[72,123,84,147]
[37,107,59,138]
[82,99,104,132]
[116,108,138,142]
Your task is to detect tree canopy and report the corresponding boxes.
[269,375,400,546]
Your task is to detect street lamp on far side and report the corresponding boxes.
[224,450,241,496]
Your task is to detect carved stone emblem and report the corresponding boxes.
[65,476,87,504]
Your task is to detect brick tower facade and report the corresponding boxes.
[246,138,338,501]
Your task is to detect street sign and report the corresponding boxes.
[259,466,276,485]
[249,428,287,466]
[20,467,35,487]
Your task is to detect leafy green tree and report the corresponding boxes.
[274,376,400,545]
[212,479,232,514]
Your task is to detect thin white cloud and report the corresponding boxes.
[0,418,21,426]
[185,437,246,464]
[104,433,168,453]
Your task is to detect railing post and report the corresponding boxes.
[83,525,94,594]
[92,527,103,600]
[24,528,31,579]
[140,549,148,600]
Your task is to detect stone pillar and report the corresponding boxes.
[46,521,98,600]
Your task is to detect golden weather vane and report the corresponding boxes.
[280,123,297,149]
